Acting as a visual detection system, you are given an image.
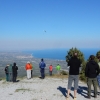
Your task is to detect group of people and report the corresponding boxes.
[4,53,100,99]
[5,59,61,81]
[5,63,18,82]
[66,52,100,100]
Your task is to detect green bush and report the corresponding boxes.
[60,70,68,75]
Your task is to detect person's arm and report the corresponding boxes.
[68,59,71,66]
[96,63,100,75]
[16,66,18,70]
[5,67,7,72]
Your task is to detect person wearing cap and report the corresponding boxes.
[12,62,18,82]
[39,58,46,79]
[25,61,32,79]
[5,64,9,81]
[85,55,99,99]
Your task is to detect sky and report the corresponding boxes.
[0,0,100,51]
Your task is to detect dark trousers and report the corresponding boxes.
[87,78,97,97]
[49,71,52,76]
[40,68,45,78]
[13,74,17,82]
[31,70,33,78]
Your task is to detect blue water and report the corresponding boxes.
[24,48,100,60]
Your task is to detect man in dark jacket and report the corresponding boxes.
[66,52,81,100]
[12,62,18,82]
[85,55,99,98]
[39,58,46,79]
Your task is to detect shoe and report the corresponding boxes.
[87,96,91,99]
[66,97,69,100]
[94,95,97,98]
[74,97,77,100]
[98,93,100,95]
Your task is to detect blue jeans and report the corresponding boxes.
[40,68,45,78]
[97,75,100,87]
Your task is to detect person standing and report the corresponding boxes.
[25,61,32,79]
[39,58,46,79]
[66,52,81,100]
[12,62,18,82]
[85,55,99,99]
[5,65,9,81]
[49,65,53,76]
[56,64,61,75]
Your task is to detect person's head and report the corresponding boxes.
[73,52,78,57]
[89,55,95,61]
[13,62,16,66]
[7,64,9,67]
[41,58,43,61]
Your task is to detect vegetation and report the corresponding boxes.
[96,50,100,63]
[96,50,100,58]
[15,88,31,92]
[66,47,100,82]
[60,70,68,75]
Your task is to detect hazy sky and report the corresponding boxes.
[0,0,100,50]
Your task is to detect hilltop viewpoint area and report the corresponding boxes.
[0,75,100,100]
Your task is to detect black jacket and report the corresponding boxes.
[85,60,100,78]
[5,66,9,74]
[12,65,18,75]
[68,56,81,75]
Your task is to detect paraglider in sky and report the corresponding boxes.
[43,30,46,32]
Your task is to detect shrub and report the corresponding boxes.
[60,70,68,75]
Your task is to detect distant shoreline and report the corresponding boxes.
[23,48,100,60]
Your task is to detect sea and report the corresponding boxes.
[24,48,100,60]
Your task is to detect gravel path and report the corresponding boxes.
[0,77,99,100]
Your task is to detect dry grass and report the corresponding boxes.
[15,88,31,92]
[46,74,68,79]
